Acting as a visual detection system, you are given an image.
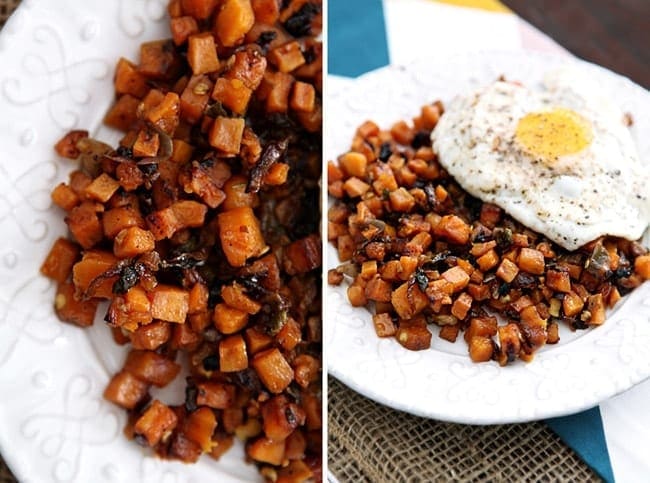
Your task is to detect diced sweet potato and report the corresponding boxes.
[252,348,294,394]
[54,130,88,159]
[364,276,392,303]
[72,250,118,299]
[218,206,268,267]
[251,0,280,24]
[54,281,98,327]
[104,94,140,131]
[292,354,319,389]
[372,313,397,337]
[439,324,460,343]
[248,436,285,465]
[115,162,144,192]
[145,92,181,135]
[269,40,305,73]
[113,226,155,258]
[51,183,80,211]
[139,39,181,80]
[586,293,606,325]
[496,258,519,283]
[172,200,208,227]
[245,327,274,354]
[181,0,219,19]
[146,207,180,240]
[132,129,160,157]
[131,321,171,350]
[562,290,584,317]
[188,282,209,314]
[210,433,235,460]
[468,336,494,362]
[84,173,120,203]
[214,0,255,47]
[434,215,471,245]
[219,334,249,372]
[169,431,202,463]
[290,81,315,113]
[150,285,189,323]
[389,187,415,212]
[114,58,148,98]
[338,151,367,178]
[221,283,261,314]
[170,16,199,45]
[283,234,321,275]
[477,249,499,272]
[124,350,180,387]
[209,116,245,155]
[277,460,313,483]
[212,77,253,115]
[301,390,321,431]
[223,175,259,210]
[276,318,302,351]
[263,162,289,186]
[41,237,80,283]
[391,281,428,319]
[187,33,220,75]
[213,303,249,334]
[226,47,267,91]
[343,177,370,198]
[180,75,214,124]
[134,400,178,446]
[66,201,103,249]
[264,71,294,113]
[262,395,305,442]
[517,248,545,275]
[451,292,472,320]
[196,381,236,409]
[396,317,432,351]
[546,321,560,344]
[102,207,145,239]
[103,370,149,409]
[634,254,650,279]
[497,323,522,365]
[442,266,471,293]
[183,407,217,452]
[546,269,571,293]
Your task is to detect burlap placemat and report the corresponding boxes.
[329,377,600,482]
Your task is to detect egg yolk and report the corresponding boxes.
[515,108,592,163]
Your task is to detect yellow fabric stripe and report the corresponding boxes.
[431,0,511,13]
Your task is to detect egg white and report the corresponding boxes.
[431,70,650,250]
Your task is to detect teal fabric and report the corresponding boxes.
[328,0,616,481]
[328,0,390,77]
[546,407,615,482]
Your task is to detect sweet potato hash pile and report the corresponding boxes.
[40,0,322,480]
[327,101,650,365]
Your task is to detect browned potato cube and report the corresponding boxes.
[103,370,149,409]
[123,350,180,387]
[396,318,431,351]
[219,334,248,372]
[252,348,294,394]
[196,381,236,409]
[468,336,494,362]
[372,313,397,338]
[134,400,178,446]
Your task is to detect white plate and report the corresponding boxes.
[0,1,260,481]
[326,51,650,424]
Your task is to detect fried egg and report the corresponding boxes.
[431,69,650,250]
